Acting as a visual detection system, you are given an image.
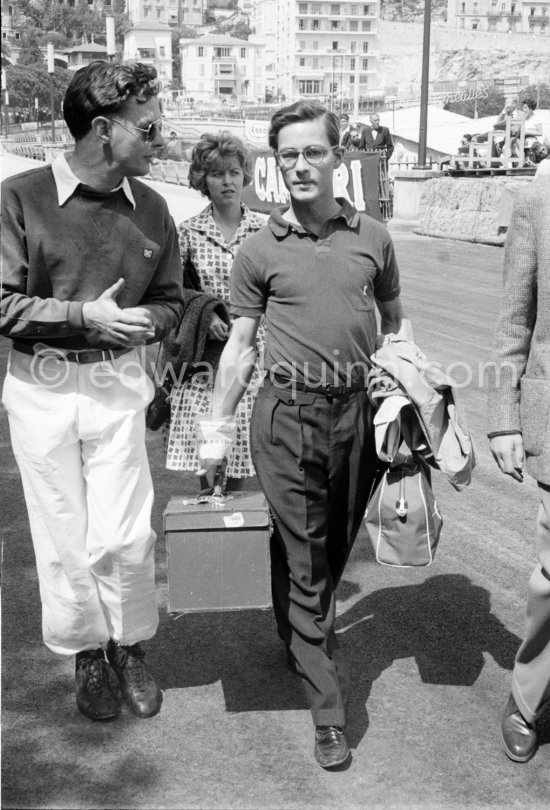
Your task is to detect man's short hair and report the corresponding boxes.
[268,101,340,151]
[64,60,162,141]
[188,130,253,196]
[340,113,349,122]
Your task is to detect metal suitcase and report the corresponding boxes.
[163,491,272,613]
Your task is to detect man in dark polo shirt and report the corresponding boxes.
[197,101,413,768]
[1,62,183,722]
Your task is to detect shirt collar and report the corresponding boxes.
[52,153,136,209]
[268,197,359,237]
[185,202,265,243]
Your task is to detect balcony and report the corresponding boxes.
[528,13,548,21]
[213,64,236,77]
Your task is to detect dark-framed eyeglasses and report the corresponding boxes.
[110,117,165,142]
[276,145,339,170]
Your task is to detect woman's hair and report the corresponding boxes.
[188,131,253,196]
[268,101,340,151]
[64,61,161,141]
[521,97,537,111]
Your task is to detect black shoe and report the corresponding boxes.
[314,725,351,769]
[75,649,120,721]
[107,640,162,718]
[501,694,538,763]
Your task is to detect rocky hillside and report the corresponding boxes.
[377,21,550,98]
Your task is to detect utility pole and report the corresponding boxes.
[47,43,56,144]
[106,16,116,62]
[1,69,8,139]
[416,0,431,169]
[352,56,360,122]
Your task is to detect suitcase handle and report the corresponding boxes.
[196,459,231,504]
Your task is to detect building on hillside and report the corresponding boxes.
[251,0,382,107]
[447,0,549,34]
[1,1,22,63]
[126,0,205,27]
[179,34,264,103]
[64,42,108,71]
[248,0,276,100]
[124,21,173,84]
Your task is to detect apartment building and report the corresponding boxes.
[252,0,381,105]
[126,0,205,28]
[179,34,264,102]
[124,22,173,84]
[447,0,549,33]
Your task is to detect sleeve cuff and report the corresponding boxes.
[487,430,522,439]
[67,301,85,331]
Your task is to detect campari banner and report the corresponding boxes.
[242,150,383,222]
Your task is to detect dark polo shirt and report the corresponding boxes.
[230,198,401,386]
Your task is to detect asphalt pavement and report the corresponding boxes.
[1,229,549,810]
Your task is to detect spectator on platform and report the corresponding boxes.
[162,131,184,161]
[0,60,183,723]
[534,140,550,179]
[339,113,352,147]
[164,132,266,490]
[359,113,394,159]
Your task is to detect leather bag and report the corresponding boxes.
[365,455,443,567]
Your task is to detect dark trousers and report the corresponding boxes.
[250,380,377,726]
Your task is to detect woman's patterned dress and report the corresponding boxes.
[165,203,267,477]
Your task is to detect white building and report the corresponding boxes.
[179,34,264,102]
[126,0,205,28]
[252,0,381,106]
[124,22,173,85]
[447,0,549,33]
[63,43,108,71]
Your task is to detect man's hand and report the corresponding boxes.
[82,279,155,346]
[208,313,229,342]
[489,433,524,482]
[195,416,237,486]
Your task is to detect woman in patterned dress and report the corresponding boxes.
[165,132,266,487]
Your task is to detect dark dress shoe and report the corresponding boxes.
[75,649,120,721]
[107,640,163,718]
[501,694,538,762]
[314,725,351,769]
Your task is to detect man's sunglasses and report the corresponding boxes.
[276,145,339,169]
[110,117,165,142]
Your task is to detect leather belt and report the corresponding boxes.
[269,373,367,398]
[12,340,131,365]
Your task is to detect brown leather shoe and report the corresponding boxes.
[75,649,120,721]
[314,725,351,768]
[107,640,162,718]
[501,694,538,762]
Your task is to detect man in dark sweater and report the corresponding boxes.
[0,61,183,721]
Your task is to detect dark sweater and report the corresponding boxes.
[0,164,184,349]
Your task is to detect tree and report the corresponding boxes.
[17,29,45,66]
[4,62,70,114]
[518,83,550,110]
[172,26,198,91]
[444,85,505,118]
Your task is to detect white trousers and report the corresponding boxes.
[2,348,159,656]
